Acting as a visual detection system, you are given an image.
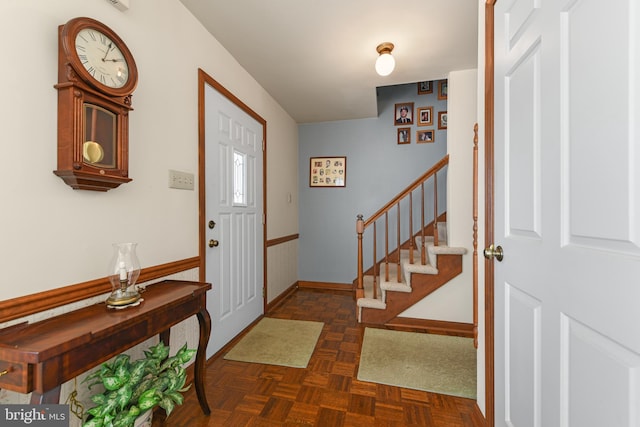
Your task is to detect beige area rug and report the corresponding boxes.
[357,327,477,399]
[224,317,324,368]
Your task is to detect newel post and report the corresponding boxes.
[356,214,364,299]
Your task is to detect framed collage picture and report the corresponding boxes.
[309,156,346,187]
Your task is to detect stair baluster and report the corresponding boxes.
[384,212,389,283]
[420,182,427,265]
[409,192,414,265]
[396,202,401,283]
[433,173,439,247]
[372,222,378,300]
[356,214,364,299]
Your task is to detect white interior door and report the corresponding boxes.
[204,82,264,358]
[492,1,640,426]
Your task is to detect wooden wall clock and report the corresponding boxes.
[54,17,138,191]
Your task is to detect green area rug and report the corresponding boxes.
[224,317,324,368]
[357,327,476,399]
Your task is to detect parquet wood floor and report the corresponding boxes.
[154,288,485,426]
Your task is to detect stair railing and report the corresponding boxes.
[356,155,449,299]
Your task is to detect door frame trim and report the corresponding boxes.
[197,69,268,314]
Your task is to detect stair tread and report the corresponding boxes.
[381,282,412,293]
[356,297,386,309]
[414,236,467,255]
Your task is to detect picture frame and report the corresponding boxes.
[438,80,448,100]
[438,111,448,129]
[309,156,346,187]
[397,127,411,144]
[417,106,433,126]
[417,81,433,94]
[394,102,414,125]
[416,129,435,143]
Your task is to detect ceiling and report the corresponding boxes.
[179,0,478,124]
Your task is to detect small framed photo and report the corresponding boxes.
[417,107,433,126]
[394,102,414,125]
[438,111,448,129]
[417,81,433,94]
[397,127,411,144]
[438,80,448,100]
[310,156,346,187]
[417,129,435,143]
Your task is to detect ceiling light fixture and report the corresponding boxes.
[375,42,395,76]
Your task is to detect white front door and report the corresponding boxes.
[203,79,264,358]
[492,1,640,426]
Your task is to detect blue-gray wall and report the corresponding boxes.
[298,82,448,284]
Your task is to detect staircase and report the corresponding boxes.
[354,154,474,338]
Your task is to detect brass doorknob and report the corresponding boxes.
[483,244,504,261]
[208,239,219,248]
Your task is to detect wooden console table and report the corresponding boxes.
[0,280,211,415]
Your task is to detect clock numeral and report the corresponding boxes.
[87,66,96,76]
[78,54,88,63]
[78,34,88,44]
[88,30,97,41]
[76,45,86,52]
[100,34,107,45]
[99,74,107,85]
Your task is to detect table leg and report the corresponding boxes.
[30,386,60,404]
[195,306,211,414]
[160,329,170,347]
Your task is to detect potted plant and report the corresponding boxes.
[82,342,196,427]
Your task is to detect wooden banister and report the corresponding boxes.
[363,155,449,227]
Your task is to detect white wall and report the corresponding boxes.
[0,0,298,300]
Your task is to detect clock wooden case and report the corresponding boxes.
[54,17,138,191]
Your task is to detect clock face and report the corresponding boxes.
[75,28,130,89]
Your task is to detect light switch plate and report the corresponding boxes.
[168,170,194,190]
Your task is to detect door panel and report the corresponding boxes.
[493,0,640,426]
[562,316,640,427]
[505,284,541,427]
[204,82,264,358]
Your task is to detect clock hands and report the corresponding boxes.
[102,42,111,61]
[101,42,116,62]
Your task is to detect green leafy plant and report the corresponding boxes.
[82,342,196,427]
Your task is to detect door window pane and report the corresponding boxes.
[233,151,247,206]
